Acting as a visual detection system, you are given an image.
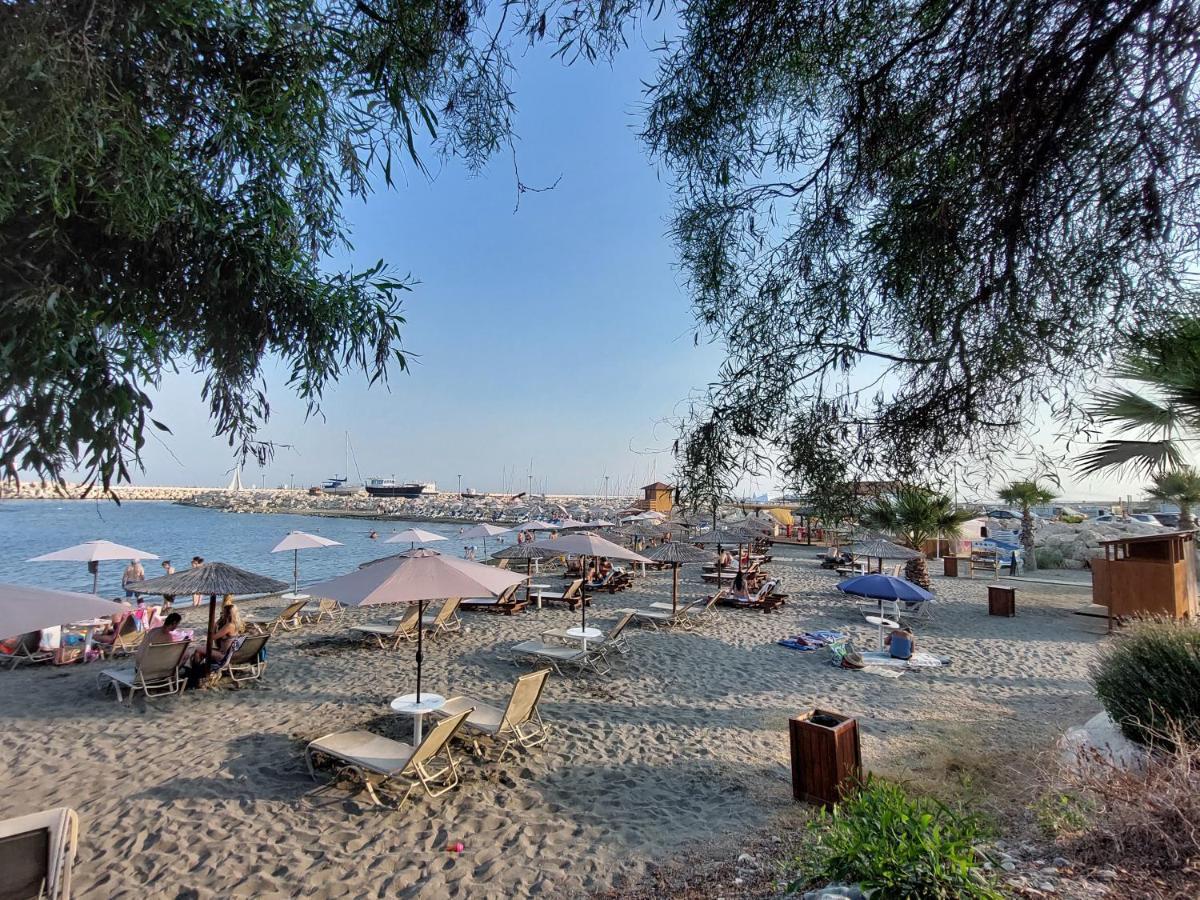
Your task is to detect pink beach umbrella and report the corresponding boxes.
[0,583,129,641]
[271,531,343,593]
[529,532,651,635]
[28,540,159,594]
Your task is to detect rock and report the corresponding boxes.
[802,885,864,899]
[733,878,744,887]
[1053,857,1070,869]
[1093,868,1118,881]
[737,853,756,865]
[1041,866,1060,876]
[771,835,782,844]
[1001,860,1017,872]
[1039,881,1057,892]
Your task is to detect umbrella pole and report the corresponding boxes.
[206,593,217,663]
[526,559,532,604]
[416,600,424,703]
[294,549,299,593]
[580,555,588,633]
[672,564,679,614]
[92,566,98,595]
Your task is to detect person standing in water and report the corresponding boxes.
[190,556,204,606]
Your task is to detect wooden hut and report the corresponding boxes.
[1091,531,1198,620]
[638,482,674,513]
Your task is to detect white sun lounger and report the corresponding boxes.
[433,669,551,759]
[0,806,79,900]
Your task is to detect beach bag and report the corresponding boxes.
[886,628,914,660]
[838,640,866,669]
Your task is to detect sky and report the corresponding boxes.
[56,27,1163,502]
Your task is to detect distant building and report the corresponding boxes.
[637,482,674,513]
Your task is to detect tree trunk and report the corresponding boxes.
[1021,506,1037,571]
[904,556,930,590]
[1180,503,1195,530]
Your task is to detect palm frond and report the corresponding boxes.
[1074,440,1185,478]
[1087,389,1180,437]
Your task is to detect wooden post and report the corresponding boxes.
[988,585,1016,617]
[789,710,862,807]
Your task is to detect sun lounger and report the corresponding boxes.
[510,640,609,675]
[97,640,191,702]
[208,634,270,685]
[94,614,142,658]
[243,597,309,636]
[434,669,551,759]
[717,579,785,611]
[461,584,527,615]
[647,590,727,623]
[350,606,419,649]
[419,597,463,635]
[535,578,585,610]
[300,597,344,623]
[540,612,636,659]
[0,806,79,900]
[630,596,709,630]
[305,708,473,807]
[3,630,54,670]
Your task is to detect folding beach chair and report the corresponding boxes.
[97,640,191,702]
[0,806,79,900]
[435,669,551,759]
[350,605,420,649]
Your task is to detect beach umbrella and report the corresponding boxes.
[271,531,343,593]
[505,519,558,534]
[492,543,560,604]
[846,538,921,573]
[461,522,509,556]
[306,549,525,701]
[554,518,592,530]
[642,541,712,613]
[128,562,288,663]
[28,539,160,594]
[385,528,447,549]
[835,573,933,603]
[529,532,651,635]
[0,583,129,640]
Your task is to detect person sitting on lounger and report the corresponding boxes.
[189,596,244,667]
[731,572,751,603]
[597,558,613,580]
[718,549,733,568]
[133,613,183,666]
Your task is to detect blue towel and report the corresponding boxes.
[777,630,846,651]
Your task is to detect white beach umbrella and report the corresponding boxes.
[0,583,129,641]
[28,540,160,594]
[529,532,652,635]
[555,517,592,530]
[271,531,343,593]
[505,519,558,533]
[461,522,510,556]
[306,549,526,701]
[385,528,447,549]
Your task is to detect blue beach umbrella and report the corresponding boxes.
[835,573,933,603]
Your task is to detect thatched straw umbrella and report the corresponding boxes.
[641,541,712,613]
[491,543,560,604]
[847,538,922,573]
[128,562,288,662]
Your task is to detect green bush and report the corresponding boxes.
[1092,619,1200,749]
[1060,514,1086,524]
[794,777,1000,898]
[1035,547,1065,569]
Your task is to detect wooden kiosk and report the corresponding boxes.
[1091,531,1198,621]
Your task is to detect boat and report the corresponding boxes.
[321,474,362,495]
[364,478,438,498]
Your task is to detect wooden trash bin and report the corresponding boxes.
[988,585,1016,617]
[789,709,862,808]
[943,556,961,577]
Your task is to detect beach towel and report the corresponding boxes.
[778,631,846,651]
[860,651,948,669]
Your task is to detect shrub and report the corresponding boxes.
[1060,514,1086,524]
[794,777,1000,898]
[1035,547,1065,569]
[1091,619,1200,749]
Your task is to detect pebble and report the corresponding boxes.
[1039,882,1057,892]
[1041,867,1060,876]
[1001,860,1017,872]
[771,835,782,844]
[733,878,744,886]
[737,853,755,865]
[1094,868,1118,881]
[1053,857,1070,869]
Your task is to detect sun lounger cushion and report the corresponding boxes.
[309,730,415,775]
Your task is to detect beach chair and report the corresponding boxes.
[460,583,527,615]
[94,614,142,658]
[536,578,585,610]
[540,613,636,660]
[649,590,727,623]
[0,806,79,900]
[305,708,473,808]
[350,605,420,650]
[243,597,309,636]
[631,596,708,630]
[434,669,551,759]
[510,636,610,675]
[97,640,191,702]
[3,630,54,670]
[208,634,270,686]
[420,597,463,636]
[899,598,933,623]
[719,579,784,611]
[300,597,344,624]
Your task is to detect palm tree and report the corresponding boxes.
[1076,318,1200,477]
[997,480,1057,571]
[861,488,971,589]
[1146,467,1200,530]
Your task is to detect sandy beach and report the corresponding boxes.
[0,546,1105,898]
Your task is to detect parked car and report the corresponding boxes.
[986,509,1021,520]
[1153,513,1180,528]
[1130,513,1167,527]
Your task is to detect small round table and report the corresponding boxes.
[280,592,310,602]
[864,615,899,650]
[390,693,446,745]
[564,626,602,651]
[529,583,552,609]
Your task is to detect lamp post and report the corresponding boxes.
[458,474,463,495]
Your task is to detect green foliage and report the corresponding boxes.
[0,0,536,490]
[1035,547,1065,569]
[1060,514,1086,524]
[795,778,1000,899]
[1092,620,1200,751]
[997,480,1057,511]
[862,488,969,552]
[1146,467,1200,528]
[1032,791,1093,839]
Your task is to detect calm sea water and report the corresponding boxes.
[0,501,492,596]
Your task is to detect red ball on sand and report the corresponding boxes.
[448,841,464,853]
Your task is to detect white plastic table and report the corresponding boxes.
[280,592,310,602]
[864,615,899,649]
[564,626,602,651]
[529,583,552,609]
[390,692,446,745]
[73,617,110,653]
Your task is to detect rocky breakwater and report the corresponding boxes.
[1,480,209,501]
[1034,518,1176,569]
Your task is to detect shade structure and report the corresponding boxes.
[692,526,761,545]
[505,520,558,533]
[271,531,343,593]
[461,522,509,556]
[835,573,933,603]
[630,510,667,522]
[29,540,159,594]
[492,543,561,604]
[642,541,712,613]
[128,562,289,662]
[847,539,921,573]
[0,583,129,641]
[385,528,447,548]
[305,549,526,701]
[529,532,652,633]
[554,518,592,530]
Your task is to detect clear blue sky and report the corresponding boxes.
[119,35,727,496]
